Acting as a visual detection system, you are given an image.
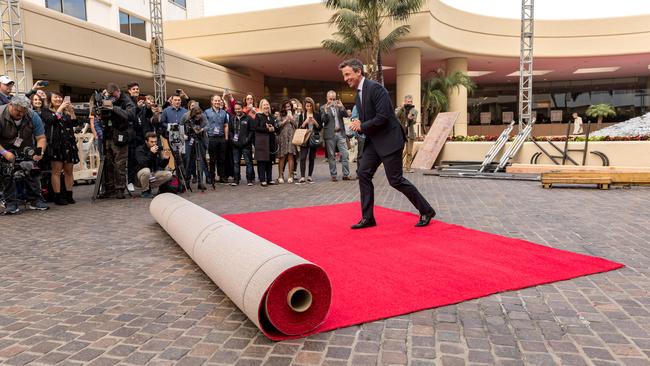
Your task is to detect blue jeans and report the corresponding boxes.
[233,146,254,183]
[325,133,350,177]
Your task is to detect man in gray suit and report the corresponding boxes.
[321,90,352,181]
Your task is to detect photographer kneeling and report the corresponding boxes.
[1,96,49,214]
[135,132,172,198]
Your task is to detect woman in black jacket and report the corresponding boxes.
[254,99,277,186]
[296,97,322,184]
[43,91,79,205]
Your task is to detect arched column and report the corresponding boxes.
[446,57,468,136]
[396,47,422,134]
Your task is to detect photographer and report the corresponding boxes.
[180,106,208,190]
[230,100,255,186]
[160,94,187,135]
[126,82,144,192]
[42,91,79,205]
[135,132,172,198]
[395,95,418,172]
[321,90,351,181]
[1,96,49,214]
[0,76,15,105]
[204,95,229,185]
[98,82,136,199]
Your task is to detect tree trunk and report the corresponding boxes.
[376,48,384,86]
[597,116,603,125]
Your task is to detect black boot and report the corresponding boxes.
[65,189,76,204]
[54,192,68,206]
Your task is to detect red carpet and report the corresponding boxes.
[223,203,623,338]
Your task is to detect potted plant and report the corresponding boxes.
[586,103,616,125]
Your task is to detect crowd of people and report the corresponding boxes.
[0,73,420,215]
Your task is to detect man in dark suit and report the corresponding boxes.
[339,58,436,229]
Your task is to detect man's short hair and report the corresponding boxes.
[233,100,243,108]
[404,95,413,100]
[211,94,222,101]
[127,82,139,89]
[171,94,181,100]
[106,82,120,94]
[9,95,30,109]
[326,90,337,97]
[145,131,157,140]
[338,58,365,76]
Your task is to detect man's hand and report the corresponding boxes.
[32,81,46,90]
[150,145,159,154]
[2,151,15,163]
[350,119,362,132]
[33,154,43,162]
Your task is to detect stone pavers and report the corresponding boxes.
[1,161,649,365]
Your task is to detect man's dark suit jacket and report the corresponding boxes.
[356,78,406,157]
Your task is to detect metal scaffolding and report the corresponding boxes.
[518,0,535,132]
[0,0,26,94]
[149,0,166,106]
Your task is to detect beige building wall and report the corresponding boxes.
[18,1,261,100]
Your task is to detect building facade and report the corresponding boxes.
[163,0,650,136]
[3,0,263,106]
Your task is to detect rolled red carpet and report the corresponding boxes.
[224,202,623,339]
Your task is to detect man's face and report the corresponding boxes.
[128,85,140,97]
[327,93,337,104]
[8,104,26,120]
[112,89,121,99]
[234,104,243,116]
[171,96,181,108]
[404,97,413,105]
[146,137,157,150]
[212,96,223,109]
[1,82,14,94]
[341,66,362,89]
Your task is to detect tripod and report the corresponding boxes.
[185,135,209,192]
[166,129,190,194]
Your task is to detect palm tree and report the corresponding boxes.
[322,0,424,84]
[586,103,616,124]
[421,69,476,132]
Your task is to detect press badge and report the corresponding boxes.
[117,134,124,143]
[233,134,239,142]
[214,126,220,134]
[13,137,23,147]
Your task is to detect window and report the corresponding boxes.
[170,0,186,8]
[46,0,87,21]
[119,11,147,41]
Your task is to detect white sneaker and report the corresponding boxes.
[288,178,294,184]
[278,178,285,184]
[127,183,135,192]
[307,176,314,183]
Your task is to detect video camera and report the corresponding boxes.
[1,146,42,180]
[92,90,115,120]
[167,123,185,154]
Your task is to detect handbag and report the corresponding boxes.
[292,128,312,146]
[309,130,322,148]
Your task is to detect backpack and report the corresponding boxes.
[158,174,186,194]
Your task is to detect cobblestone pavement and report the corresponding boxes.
[2,161,650,366]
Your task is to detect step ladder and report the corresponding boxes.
[478,120,516,172]
[494,119,535,172]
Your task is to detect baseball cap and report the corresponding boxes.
[0,75,15,85]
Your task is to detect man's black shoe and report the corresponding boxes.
[415,210,436,227]
[351,218,376,229]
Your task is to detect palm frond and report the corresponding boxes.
[321,39,358,56]
[379,25,411,53]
